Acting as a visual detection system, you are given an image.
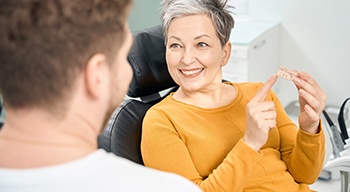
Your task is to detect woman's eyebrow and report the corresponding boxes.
[194,34,211,40]
[168,34,211,41]
[168,36,181,41]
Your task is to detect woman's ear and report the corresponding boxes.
[221,41,232,67]
[84,53,108,99]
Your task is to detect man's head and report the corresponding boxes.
[0,0,133,119]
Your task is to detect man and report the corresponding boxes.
[0,1,201,191]
[0,95,4,128]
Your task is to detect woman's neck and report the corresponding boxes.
[173,82,236,109]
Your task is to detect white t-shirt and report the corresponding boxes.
[0,149,202,192]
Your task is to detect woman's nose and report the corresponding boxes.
[181,48,195,65]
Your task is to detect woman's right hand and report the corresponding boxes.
[243,75,278,151]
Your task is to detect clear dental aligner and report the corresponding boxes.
[276,66,298,81]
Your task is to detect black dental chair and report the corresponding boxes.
[98,25,178,165]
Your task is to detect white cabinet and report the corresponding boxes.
[222,20,280,92]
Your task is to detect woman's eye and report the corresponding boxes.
[198,42,208,47]
[169,43,181,49]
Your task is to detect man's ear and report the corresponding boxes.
[84,53,108,99]
[221,41,232,67]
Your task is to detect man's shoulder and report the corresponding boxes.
[0,150,201,191]
[94,150,202,191]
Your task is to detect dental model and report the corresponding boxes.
[276,66,298,81]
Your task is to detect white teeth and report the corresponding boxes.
[276,67,298,81]
[181,68,203,75]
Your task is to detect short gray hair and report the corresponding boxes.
[160,0,235,47]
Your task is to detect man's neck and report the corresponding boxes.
[0,107,99,169]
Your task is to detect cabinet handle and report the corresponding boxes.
[253,40,266,49]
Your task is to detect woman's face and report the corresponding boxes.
[166,14,231,93]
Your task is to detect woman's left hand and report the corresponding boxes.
[294,71,327,134]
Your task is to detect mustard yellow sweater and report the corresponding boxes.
[141,82,325,192]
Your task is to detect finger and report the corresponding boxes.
[295,71,322,92]
[264,110,277,120]
[250,101,275,111]
[294,77,317,97]
[299,89,324,114]
[294,74,326,102]
[249,110,276,123]
[294,75,326,109]
[302,104,320,123]
[260,120,276,133]
[251,74,278,103]
[266,119,276,129]
[247,101,276,119]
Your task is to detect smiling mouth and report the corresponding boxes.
[180,68,204,76]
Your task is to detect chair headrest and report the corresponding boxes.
[127,25,176,98]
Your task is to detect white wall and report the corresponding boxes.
[246,0,350,107]
[129,0,161,31]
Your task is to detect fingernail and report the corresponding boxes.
[298,72,304,78]
[305,104,311,111]
[299,89,305,95]
[294,78,301,85]
[272,74,277,79]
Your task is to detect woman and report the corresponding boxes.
[141,0,326,191]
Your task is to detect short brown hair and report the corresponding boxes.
[0,0,132,111]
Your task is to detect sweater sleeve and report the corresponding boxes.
[282,126,325,183]
[274,94,325,184]
[141,108,262,192]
